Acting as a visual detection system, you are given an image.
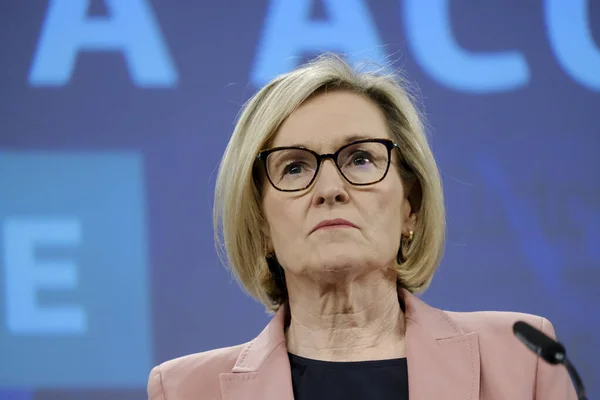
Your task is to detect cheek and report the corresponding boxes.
[263,191,299,238]
[364,185,405,237]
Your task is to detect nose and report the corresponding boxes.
[312,159,349,206]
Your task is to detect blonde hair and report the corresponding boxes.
[213,54,445,312]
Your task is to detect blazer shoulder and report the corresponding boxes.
[444,309,555,338]
[161,342,247,374]
[441,310,574,399]
[147,343,247,400]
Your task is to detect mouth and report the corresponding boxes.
[311,219,358,233]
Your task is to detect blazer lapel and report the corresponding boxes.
[403,289,481,400]
[219,305,294,400]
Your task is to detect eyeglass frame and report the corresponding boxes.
[256,138,410,192]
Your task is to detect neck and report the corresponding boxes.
[284,273,405,362]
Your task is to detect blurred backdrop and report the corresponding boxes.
[0,0,598,399]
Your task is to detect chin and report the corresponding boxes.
[314,245,369,271]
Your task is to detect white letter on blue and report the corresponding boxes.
[546,0,600,91]
[4,218,86,335]
[29,0,177,87]
[404,0,530,93]
[250,0,386,87]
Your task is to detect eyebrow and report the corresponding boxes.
[287,133,373,149]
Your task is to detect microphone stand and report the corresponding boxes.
[563,358,588,400]
[513,320,588,400]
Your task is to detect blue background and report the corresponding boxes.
[0,0,598,399]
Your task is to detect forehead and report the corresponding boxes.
[272,91,390,151]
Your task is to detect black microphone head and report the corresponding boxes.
[513,320,566,365]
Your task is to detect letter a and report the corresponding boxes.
[29,0,178,87]
[251,0,386,87]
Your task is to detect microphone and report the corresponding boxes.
[513,321,587,400]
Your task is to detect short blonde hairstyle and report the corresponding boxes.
[214,54,445,312]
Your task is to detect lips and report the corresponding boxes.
[311,218,358,233]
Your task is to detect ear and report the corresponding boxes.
[401,198,417,235]
[403,212,417,235]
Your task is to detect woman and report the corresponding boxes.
[148,54,576,399]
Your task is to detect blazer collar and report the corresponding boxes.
[219,304,294,400]
[220,288,480,400]
[402,289,481,400]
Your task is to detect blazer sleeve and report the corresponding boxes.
[147,365,166,400]
[534,317,578,400]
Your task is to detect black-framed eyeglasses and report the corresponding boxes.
[256,138,403,192]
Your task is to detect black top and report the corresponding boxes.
[288,353,409,400]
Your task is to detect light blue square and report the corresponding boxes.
[0,151,152,388]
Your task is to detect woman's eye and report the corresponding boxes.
[351,151,373,165]
[283,162,304,175]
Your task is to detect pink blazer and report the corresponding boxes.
[147,289,576,399]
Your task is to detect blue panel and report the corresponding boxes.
[0,152,152,388]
